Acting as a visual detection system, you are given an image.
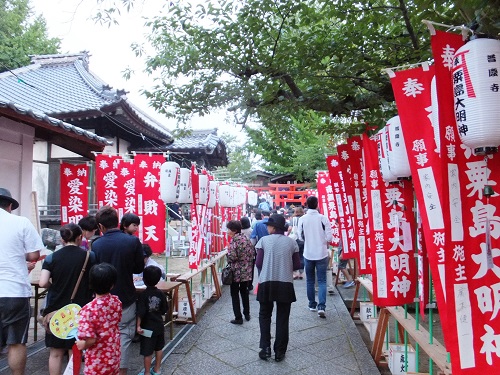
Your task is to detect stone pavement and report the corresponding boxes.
[0,279,381,375]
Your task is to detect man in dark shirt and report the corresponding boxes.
[92,206,144,375]
[250,210,270,245]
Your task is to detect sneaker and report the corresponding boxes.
[150,369,161,375]
[309,306,317,312]
[230,319,243,325]
[343,281,355,288]
[318,309,326,318]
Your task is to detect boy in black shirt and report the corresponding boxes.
[136,266,167,375]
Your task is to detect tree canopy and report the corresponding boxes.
[0,0,60,73]
[103,0,499,178]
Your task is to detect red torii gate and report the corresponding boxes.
[267,183,311,208]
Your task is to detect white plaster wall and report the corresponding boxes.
[0,116,35,218]
[51,144,81,159]
[32,162,49,207]
[33,140,48,162]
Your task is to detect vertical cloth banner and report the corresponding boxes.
[60,163,89,225]
[432,28,500,374]
[388,64,444,320]
[363,133,417,306]
[95,155,130,219]
[188,165,200,269]
[134,154,166,254]
[326,156,350,252]
[316,170,340,247]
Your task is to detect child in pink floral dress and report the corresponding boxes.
[76,263,122,375]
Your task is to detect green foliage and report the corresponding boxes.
[0,0,60,72]
[214,132,254,181]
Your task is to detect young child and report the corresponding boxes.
[120,212,141,235]
[136,265,167,375]
[76,263,122,375]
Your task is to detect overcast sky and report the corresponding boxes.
[30,0,234,134]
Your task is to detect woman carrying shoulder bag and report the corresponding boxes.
[39,223,96,375]
[226,220,255,325]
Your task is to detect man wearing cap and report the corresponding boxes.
[0,188,43,375]
[297,196,333,318]
[255,214,300,362]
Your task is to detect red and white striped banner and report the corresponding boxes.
[316,170,339,246]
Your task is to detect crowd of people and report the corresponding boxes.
[0,188,354,373]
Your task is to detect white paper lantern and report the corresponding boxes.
[453,37,500,154]
[178,168,191,204]
[248,190,258,206]
[198,174,209,205]
[219,185,231,207]
[430,76,441,154]
[377,128,398,182]
[236,187,246,206]
[159,161,180,203]
[208,181,218,208]
[386,116,411,178]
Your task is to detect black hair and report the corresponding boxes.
[261,210,270,217]
[0,198,11,209]
[142,243,153,258]
[96,206,119,230]
[89,263,117,295]
[254,211,262,220]
[306,196,319,210]
[226,220,242,233]
[240,217,251,229]
[59,223,83,243]
[143,265,162,287]
[120,213,141,231]
[78,215,98,231]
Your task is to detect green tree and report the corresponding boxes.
[0,0,60,72]
[214,133,254,181]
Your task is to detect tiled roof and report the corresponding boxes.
[0,97,111,146]
[0,52,172,142]
[165,128,225,154]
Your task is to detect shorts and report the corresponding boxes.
[140,332,165,356]
[0,297,31,346]
[119,303,137,369]
[338,259,349,270]
[45,332,75,350]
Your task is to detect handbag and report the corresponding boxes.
[38,251,90,333]
[221,264,233,285]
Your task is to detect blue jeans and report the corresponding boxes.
[304,256,329,310]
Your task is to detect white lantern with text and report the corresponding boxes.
[387,116,411,178]
[198,174,209,205]
[248,190,258,206]
[452,37,500,155]
[208,181,218,208]
[219,185,231,207]
[159,161,180,203]
[377,128,398,183]
[178,168,191,204]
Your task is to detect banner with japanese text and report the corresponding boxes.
[134,154,165,254]
[60,163,89,225]
[338,136,370,274]
[432,29,500,374]
[325,155,350,251]
[316,170,339,246]
[389,64,443,319]
[363,133,417,306]
[95,155,131,219]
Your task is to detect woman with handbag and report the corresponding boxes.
[39,223,96,375]
[226,220,255,325]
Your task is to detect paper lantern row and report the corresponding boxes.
[159,162,250,207]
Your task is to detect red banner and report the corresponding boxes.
[60,163,89,225]
[389,64,443,318]
[134,154,165,254]
[338,136,370,273]
[325,155,350,251]
[95,155,131,219]
[316,170,339,246]
[363,133,417,306]
[432,29,500,374]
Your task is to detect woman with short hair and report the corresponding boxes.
[226,220,255,324]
